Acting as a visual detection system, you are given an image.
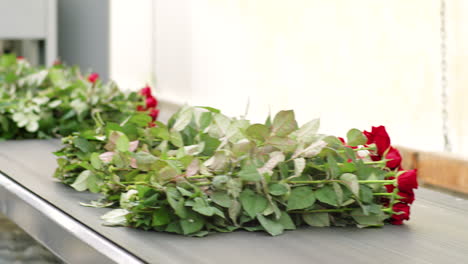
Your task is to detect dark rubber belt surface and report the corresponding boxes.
[0,140,467,264]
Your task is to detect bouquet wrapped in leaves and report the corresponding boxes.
[0,54,149,139]
[54,105,418,236]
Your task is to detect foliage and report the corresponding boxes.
[54,106,417,236]
[0,54,144,139]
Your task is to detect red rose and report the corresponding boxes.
[363,130,373,144]
[386,147,402,169]
[136,105,146,112]
[397,170,418,193]
[17,56,24,60]
[385,184,395,193]
[364,126,390,156]
[148,122,157,128]
[87,73,99,84]
[390,203,410,225]
[149,108,159,121]
[384,176,395,193]
[140,85,152,97]
[146,96,158,108]
[397,190,415,204]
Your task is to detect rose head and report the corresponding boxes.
[386,147,402,169]
[136,105,146,112]
[140,85,152,97]
[390,202,411,225]
[364,126,391,156]
[384,176,396,193]
[397,170,418,193]
[149,108,160,121]
[87,73,99,84]
[397,190,415,204]
[146,96,158,108]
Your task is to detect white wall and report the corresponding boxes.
[106,0,468,157]
[109,0,153,90]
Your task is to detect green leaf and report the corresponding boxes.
[180,211,204,235]
[268,183,288,196]
[346,128,367,147]
[165,221,183,234]
[134,152,158,171]
[166,187,187,218]
[86,173,100,193]
[228,200,241,225]
[200,133,221,156]
[129,114,152,127]
[70,170,92,192]
[196,106,221,113]
[152,207,171,226]
[257,214,284,236]
[327,154,341,178]
[240,189,269,218]
[303,213,330,227]
[351,209,385,226]
[287,187,316,210]
[211,191,232,208]
[294,119,320,144]
[169,130,184,147]
[150,126,170,140]
[360,185,374,204]
[73,137,95,153]
[278,211,296,230]
[315,185,338,206]
[246,124,269,142]
[198,112,213,130]
[340,173,360,197]
[89,153,103,170]
[272,110,298,137]
[293,158,306,178]
[332,182,344,206]
[267,136,297,152]
[238,163,262,181]
[192,197,216,216]
[172,107,194,131]
[116,134,130,152]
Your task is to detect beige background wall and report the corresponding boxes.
[110,0,468,157]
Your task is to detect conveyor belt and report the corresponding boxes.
[0,140,467,264]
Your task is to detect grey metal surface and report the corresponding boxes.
[0,140,467,264]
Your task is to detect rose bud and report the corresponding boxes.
[149,108,159,121]
[136,105,146,112]
[384,176,395,193]
[386,147,402,169]
[397,190,415,204]
[390,203,411,225]
[140,85,152,97]
[87,73,99,84]
[364,126,391,156]
[146,96,158,108]
[397,170,418,193]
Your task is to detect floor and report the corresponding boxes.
[0,214,62,264]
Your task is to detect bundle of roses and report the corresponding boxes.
[0,54,152,139]
[54,105,418,236]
